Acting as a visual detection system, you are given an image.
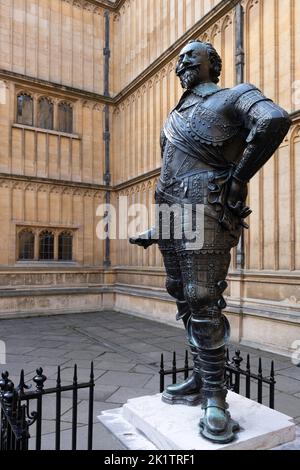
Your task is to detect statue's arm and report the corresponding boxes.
[233,92,291,183]
[226,88,291,217]
[129,227,158,249]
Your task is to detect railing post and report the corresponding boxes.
[2,380,16,450]
[172,352,177,385]
[232,350,243,394]
[0,371,10,450]
[226,349,234,389]
[33,368,47,451]
[257,358,263,404]
[72,364,78,451]
[88,362,94,451]
[55,366,61,451]
[20,403,29,450]
[0,407,4,450]
[245,354,251,399]
[269,361,275,410]
[184,350,189,380]
[159,354,165,393]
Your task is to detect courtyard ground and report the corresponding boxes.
[0,310,300,450]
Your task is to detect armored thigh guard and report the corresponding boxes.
[178,251,231,404]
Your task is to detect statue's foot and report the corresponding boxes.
[162,373,202,406]
[199,405,239,444]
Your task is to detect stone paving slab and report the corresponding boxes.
[96,370,153,388]
[97,352,140,363]
[273,375,300,394]
[61,383,120,402]
[91,359,138,372]
[22,395,75,422]
[29,420,75,438]
[270,393,300,418]
[105,386,156,405]
[277,366,300,380]
[29,422,124,451]
[5,353,40,364]
[62,400,120,425]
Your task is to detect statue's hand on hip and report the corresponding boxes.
[227,178,252,223]
[129,227,158,249]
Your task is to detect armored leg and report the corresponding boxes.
[160,249,202,405]
[180,251,239,443]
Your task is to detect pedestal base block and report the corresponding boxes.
[99,391,296,450]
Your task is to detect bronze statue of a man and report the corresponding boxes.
[130,40,291,443]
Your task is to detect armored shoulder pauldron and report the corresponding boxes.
[186,102,241,147]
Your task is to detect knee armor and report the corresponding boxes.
[187,313,230,351]
[165,277,185,301]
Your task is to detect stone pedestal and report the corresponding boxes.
[99,392,296,450]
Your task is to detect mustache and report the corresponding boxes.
[175,63,200,77]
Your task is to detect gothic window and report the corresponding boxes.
[18,230,35,260]
[16,93,33,126]
[37,97,54,130]
[58,102,73,133]
[39,231,54,260]
[58,232,73,261]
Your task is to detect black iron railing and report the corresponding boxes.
[159,349,276,409]
[0,363,95,451]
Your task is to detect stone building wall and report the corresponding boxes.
[0,0,108,316]
[0,0,106,94]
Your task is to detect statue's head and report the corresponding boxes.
[176,40,222,90]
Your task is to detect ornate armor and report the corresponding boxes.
[130,40,291,444]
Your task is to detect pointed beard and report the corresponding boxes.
[179,67,202,90]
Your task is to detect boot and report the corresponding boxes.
[162,347,202,406]
[162,300,203,405]
[198,346,239,443]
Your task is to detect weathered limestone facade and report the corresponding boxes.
[0,0,108,316]
[0,0,299,356]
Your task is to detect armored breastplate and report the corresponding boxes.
[186,103,241,146]
[161,84,268,192]
[161,138,212,185]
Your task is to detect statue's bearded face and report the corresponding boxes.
[176,42,212,90]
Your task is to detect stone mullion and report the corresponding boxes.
[54,230,59,261]
[53,98,59,131]
[33,94,38,127]
[34,229,39,261]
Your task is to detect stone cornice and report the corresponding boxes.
[290,109,300,123]
[0,69,113,105]
[71,0,124,12]
[114,168,160,191]
[0,173,109,193]
[87,0,125,11]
